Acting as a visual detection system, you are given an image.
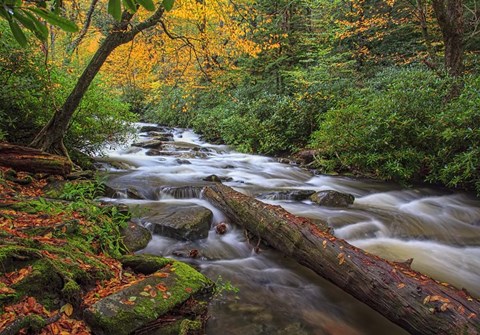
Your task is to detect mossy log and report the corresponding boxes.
[203,184,480,335]
[0,143,72,176]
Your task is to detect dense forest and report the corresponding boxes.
[0,0,479,192]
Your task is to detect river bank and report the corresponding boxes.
[0,166,213,334]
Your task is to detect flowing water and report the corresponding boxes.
[97,124,480,335]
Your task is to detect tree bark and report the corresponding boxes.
[431,0,464,77]
[0,143,72,175]
[30,7,165,157]
[203,184,480,335]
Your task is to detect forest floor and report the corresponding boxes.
[0,167,206,335]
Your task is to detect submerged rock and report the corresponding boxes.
[310,190,355,207]
[84,258,213,335]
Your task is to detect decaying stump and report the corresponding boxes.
[203,184,480,335]
[0,143,72,176]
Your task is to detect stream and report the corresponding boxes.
[97,124,480,335]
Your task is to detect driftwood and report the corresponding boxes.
[0,143,72,176]
[203,184,480,335]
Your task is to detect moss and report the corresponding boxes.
[13,259,64,309]
[0,245,40,274]
[179,319,201,335]
[62,280,81,300]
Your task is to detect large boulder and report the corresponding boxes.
[144,204,213,241]
[310,190,355,207]
[84,258,213,335]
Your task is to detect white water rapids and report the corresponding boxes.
[98,124,480,335]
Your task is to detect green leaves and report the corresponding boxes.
[8,18,27,46]
[136,0,155,11]
[108,0,122,21]
[28,7,78,32]
[109,0,169,21]
[162,0,174,11]
[0,0,78,47]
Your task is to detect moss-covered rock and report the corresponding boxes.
[84,260,214,335]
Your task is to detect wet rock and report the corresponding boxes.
[139,125,164,133]
[145,149,163,156]
[310,190,355,207]
[257,190,316,201]
[147,205,213,241]
[203,175,233,183]
[84,259,213,335]
[175,159,191,165]
[148,131,174,141]
[223,165,235,169]
[132,139,164,149]
[120,221,151,252]
[146,150,177,156]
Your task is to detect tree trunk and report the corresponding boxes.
[0,143,72,175]
[203,184,480,335]
[431,0,464,76]
[30,8,164,157]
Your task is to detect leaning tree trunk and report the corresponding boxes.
[203,184,480,335]
[30,8,165,157]
[431,0,464,77]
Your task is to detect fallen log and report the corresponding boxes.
[203,184,480,335]
[0,143,72,176]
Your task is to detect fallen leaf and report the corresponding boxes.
[128,296,137,302]
[337,252,345,265]
[397,283,405,289]
[185,287,192,293]
[61,303,74,316]
[468,313,477,319]
[149,289,157,297]
[140,292,150,297]
[153,272,169,278]
[423,295,431,304]
[322,240,327,249]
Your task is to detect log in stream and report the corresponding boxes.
[203,184,480,335]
